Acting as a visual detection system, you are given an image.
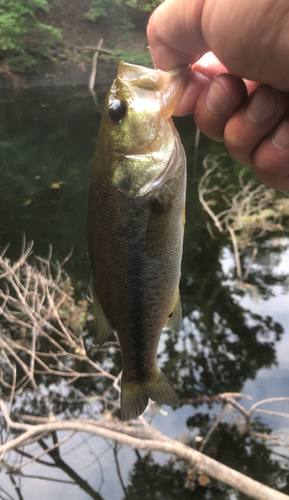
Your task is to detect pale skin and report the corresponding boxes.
[147,0,289,190]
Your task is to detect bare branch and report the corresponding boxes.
[198,405,227,453]
[89,38,104,106]
[0,412,287,500]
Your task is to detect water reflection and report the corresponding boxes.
[2,413,289,499]
[1,86,289,499]
[12,433,105,500]
[160,128,285,399]
[125,419,289,499]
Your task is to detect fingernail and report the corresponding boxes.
[272,121,289,150]
[206,81,233,115]
[246,87,276,123]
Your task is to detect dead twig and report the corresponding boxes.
[198,155,289,286]
[89,38,104,106]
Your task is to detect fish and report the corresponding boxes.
[87,61,187,421]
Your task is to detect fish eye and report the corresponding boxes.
[108,100,127,123]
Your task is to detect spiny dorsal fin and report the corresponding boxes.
[93,287,114,346]
[166,293,182,334]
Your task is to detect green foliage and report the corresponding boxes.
[108,47,153,67]
[0,0,62,72]
[86,0,158,58]
[125,0,162,11]
[86,0,120,20]
[125,456,194,500]
[86,0,162,22]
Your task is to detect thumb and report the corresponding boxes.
[147,0,289,91]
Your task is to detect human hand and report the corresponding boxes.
[147,0,289,190]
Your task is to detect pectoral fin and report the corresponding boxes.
[166,293,182,334]
[93,288,114,346]
[146,199,172,259]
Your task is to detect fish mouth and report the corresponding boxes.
[118,61,181,86]
[117,61,188,118]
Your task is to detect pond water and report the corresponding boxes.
[1,79,289,499]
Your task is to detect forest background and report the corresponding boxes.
[0,0,161,77]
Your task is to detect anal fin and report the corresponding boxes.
[166,293,182,334]
[93,288,114,346]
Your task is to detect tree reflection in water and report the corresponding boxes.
[1,94,289,499]
[160,128,286,400]
[124,418,289,499]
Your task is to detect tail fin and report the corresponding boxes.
[121,370,179,421]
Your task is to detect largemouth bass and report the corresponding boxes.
[87,61,187,421]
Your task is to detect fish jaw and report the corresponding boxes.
[117,60,188,118]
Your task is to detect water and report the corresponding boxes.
[1,82,289,499]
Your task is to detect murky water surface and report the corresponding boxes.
[1,83,289,499]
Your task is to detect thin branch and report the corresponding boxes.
[12,432,76,471]
[83,46,112,54]
[198,155,289,285]
[89,38,104,106]
[243,246,258,281]
[198,158,225,233]
[9,474,24,500]
[198,405,227,453]
[254,409,289,418]
[113,443,127,497]
[227,224,243,280]
[249,397,289,417]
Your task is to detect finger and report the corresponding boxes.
[193,52,229,79]
[243,80,258,96]
[147,0,208,70]
[252,118,289,190]
[193,53,258,95]
[174,53,257,117]
[193,73,247,141]
[224,85,287,166]
[147,0,289,91]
